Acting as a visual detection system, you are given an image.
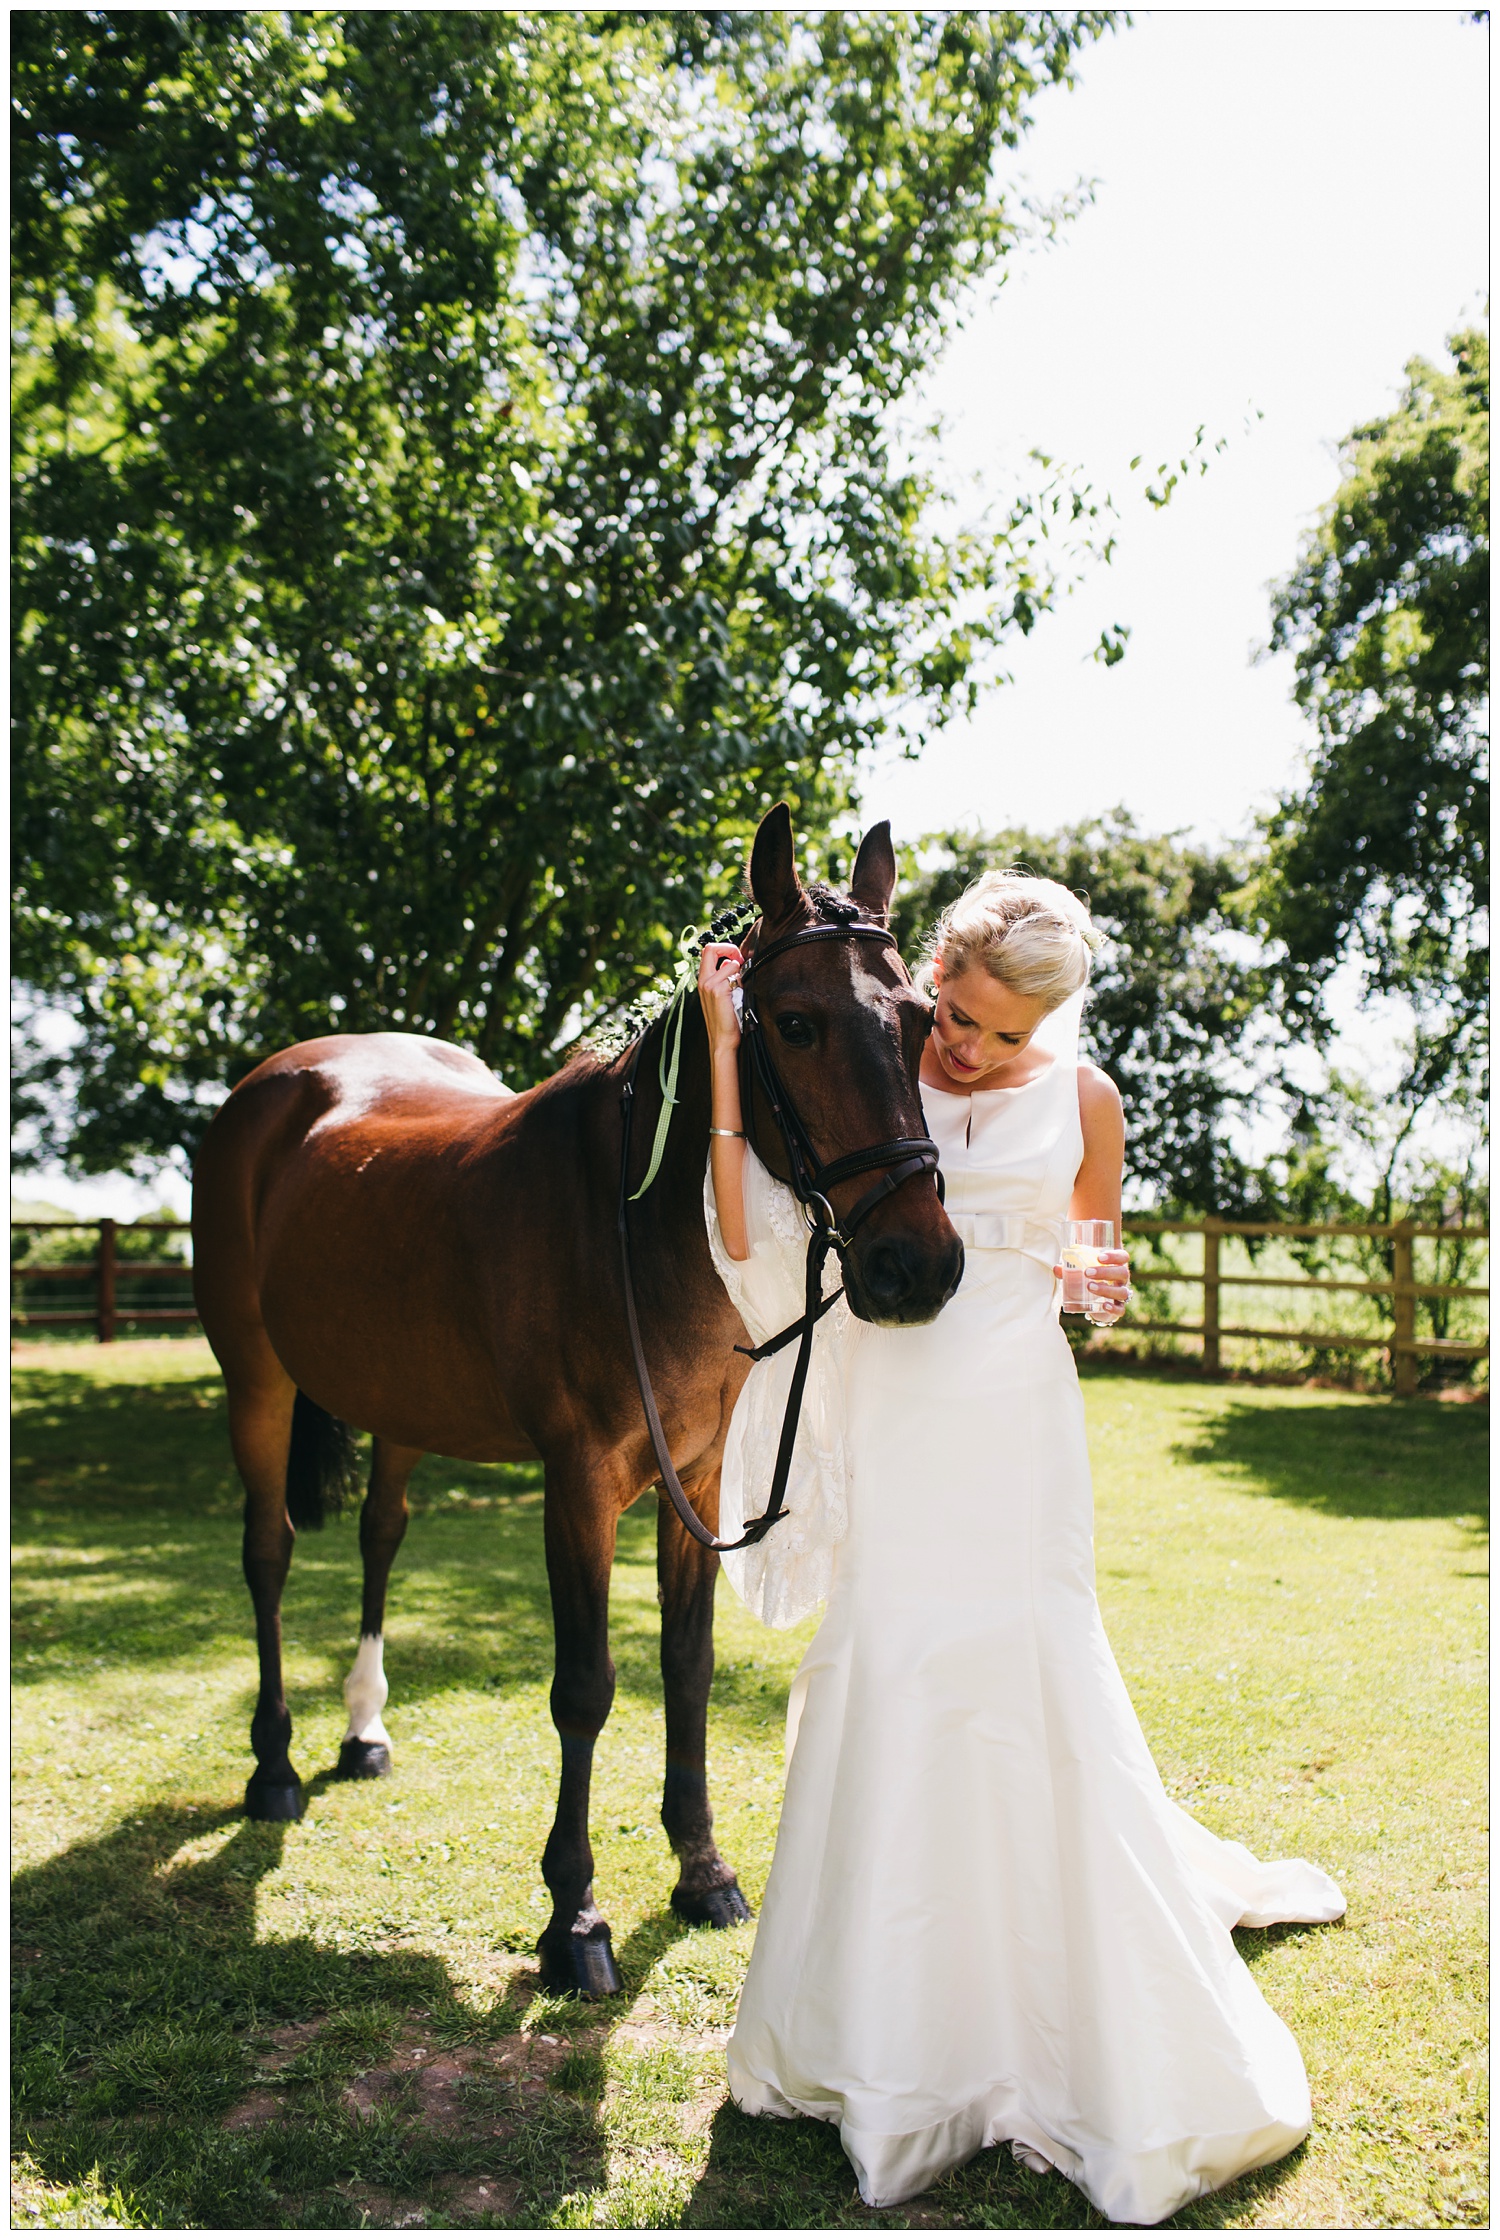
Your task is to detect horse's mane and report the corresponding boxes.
[801,881,863,924]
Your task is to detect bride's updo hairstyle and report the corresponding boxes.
[921,869,1099,1013]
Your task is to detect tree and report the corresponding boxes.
[1251,1062,1488,1377]
[889,812,1266,1211]
[12,8,1117,1173]
[1254,324,1489,1107]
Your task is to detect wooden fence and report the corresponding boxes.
[10,1213,1491,1396]
[1120,1216,1489,1398]
[10,1218,196,1344]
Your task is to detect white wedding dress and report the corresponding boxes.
[704,1007,1344,2227]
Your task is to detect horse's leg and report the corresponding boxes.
[337,1437,423,1781]
[658,1491,752,1927]
[537,1457,625,1998]
[228,1362,305,1822]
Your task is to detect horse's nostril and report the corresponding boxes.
[862,1239,914,1309]
[850,1230,965,1325]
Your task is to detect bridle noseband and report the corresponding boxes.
[618,908,942,1555]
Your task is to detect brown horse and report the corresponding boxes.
[191,805,962,1994]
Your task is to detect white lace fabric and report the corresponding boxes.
[703,1148,854,1628]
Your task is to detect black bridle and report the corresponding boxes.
[617,909,940,1554]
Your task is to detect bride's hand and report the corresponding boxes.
[1051,1247,1132,1324]
[1086,1248,1131,1323]
[698,943,745,1056]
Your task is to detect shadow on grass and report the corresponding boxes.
[12,1358,792,1729]
[12,1795,717,2227]
[14,1360,788,2050]
[683,2092,1311,2231]
[13,1798,498,2226]
[1173,1397,1488,1532]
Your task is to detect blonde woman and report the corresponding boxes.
[697,870,1344,2227]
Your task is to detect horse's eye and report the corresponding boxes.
[776,1013,816,1050]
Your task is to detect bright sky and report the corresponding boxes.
[859,7,1489,854]
[18,11,1488,1217]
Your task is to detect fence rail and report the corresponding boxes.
[10,1213,1491,1394]
[1118,1215,1489,1396]
[11,1219,197,1344]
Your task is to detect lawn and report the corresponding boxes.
[11,1340,1487,2230]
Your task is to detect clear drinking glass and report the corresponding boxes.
[1061,1219,1117,1324]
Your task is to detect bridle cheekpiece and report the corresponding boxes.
[618,900,942,1557]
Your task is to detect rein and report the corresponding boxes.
[617,910,940,1555]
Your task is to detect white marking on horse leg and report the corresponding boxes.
[343,1632,391,1746]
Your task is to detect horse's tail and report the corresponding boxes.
[285,1391,361,1531]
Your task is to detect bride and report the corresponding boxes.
[696,867,1344,2228]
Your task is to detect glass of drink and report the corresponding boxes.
[1061,1219,1117,1324]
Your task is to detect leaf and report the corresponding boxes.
[12,7,1124,1168]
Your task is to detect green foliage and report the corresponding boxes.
[11,1209,186,1265]
[1256,1068,1488,1360]
[12,7,1118,1173]
[1255,324,1489,1102]
[891,812,1265,1210]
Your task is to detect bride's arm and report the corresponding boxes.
[1068,1063,1131,1322]
[698,942,749,1262]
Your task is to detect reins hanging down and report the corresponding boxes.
[618,911,941,1555]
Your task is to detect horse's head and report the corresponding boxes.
[741,804,964,1326]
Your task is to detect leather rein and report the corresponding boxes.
[617,910,940,1554]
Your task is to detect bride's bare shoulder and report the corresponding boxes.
[1076,1063,1123,1119]
[1083,1061,1128,1106]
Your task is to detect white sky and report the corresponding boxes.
[859,6,1489,852]
[17,10,1489,1217]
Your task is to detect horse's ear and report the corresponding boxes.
[750,802,804,923]
[849,820,897,924]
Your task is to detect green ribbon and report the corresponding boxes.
[628,905,755,1200]
[629,925,707,1202]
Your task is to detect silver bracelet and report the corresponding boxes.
[709,1128,746,1140]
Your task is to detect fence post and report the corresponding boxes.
[97,1218,117,1345]
[1201,1215,1221,1376]
[1391,1219,1417,1397]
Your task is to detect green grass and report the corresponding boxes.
[11,1339,1487,2229]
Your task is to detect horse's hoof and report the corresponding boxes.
[672,1879,753,1929]
[335,1738,392,1780]
[244,1771,304,1822]
[538,1922,622,1999]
